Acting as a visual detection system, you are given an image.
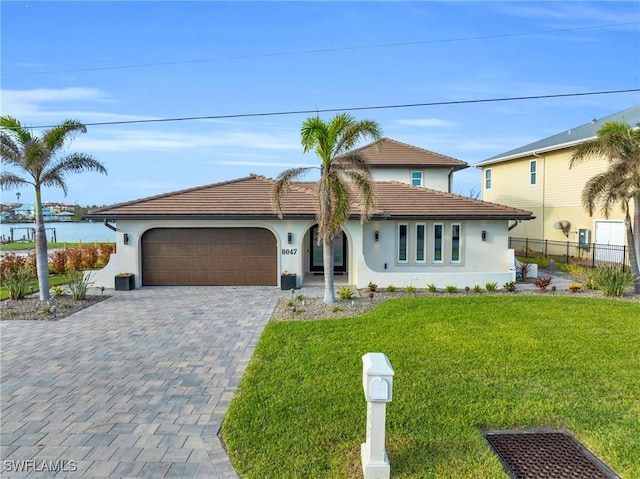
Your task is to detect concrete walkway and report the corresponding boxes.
[1,286,309,478]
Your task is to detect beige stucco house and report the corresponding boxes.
[475,106,639,255]
[87,138,533,290]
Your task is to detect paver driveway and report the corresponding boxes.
[1,286,287,478]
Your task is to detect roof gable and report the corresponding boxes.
[477,105,640,166]
[348,138,468,170]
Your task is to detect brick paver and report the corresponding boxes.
[1,286,299,478]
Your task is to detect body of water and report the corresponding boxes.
[0,221,116,243]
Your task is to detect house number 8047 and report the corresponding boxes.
[282,249,298,255]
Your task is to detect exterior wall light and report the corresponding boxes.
[123,233,129,245]
[481,230,487,241]
[374,231,380,242]
[287,232,293,244]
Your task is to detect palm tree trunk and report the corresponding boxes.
[624,211,640,294]
[34,187,50,301]
[323,237,336,304]
[634,192,640,279]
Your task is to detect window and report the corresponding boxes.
[529,160,537,185]
[411,171,423,187]
[433,224,443,263]
[451,224,461,262]
[397,224,408,263]
[416,224,426,262]
[484,169,492,190]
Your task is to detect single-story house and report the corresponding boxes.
[87,138,534,290]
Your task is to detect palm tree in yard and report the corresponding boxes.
[0,116,107,301]
[570,120,640,293]
[272,113,382,304]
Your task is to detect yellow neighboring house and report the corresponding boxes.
[475,105,639,256]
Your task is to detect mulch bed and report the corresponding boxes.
[1,295,109,321]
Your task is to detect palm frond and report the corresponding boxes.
[40,172,69,196]
[49,153,108,176]
[42,120,87,151]
[0,116,33,146]
[0,172,31,191]
[341,169,375,221]
[271,167,313,218]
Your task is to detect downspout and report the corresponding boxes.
[448,167,454,193]
[532,151,544,239]
[103,219,117,232]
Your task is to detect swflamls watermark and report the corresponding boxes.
[2,459,78,473]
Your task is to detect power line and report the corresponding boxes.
[14,88,640,130]
[3,21,637,77]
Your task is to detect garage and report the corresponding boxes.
[141,228,277,286]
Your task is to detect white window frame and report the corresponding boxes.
[433,223,443,263]
[484,168,492,190]
[397,223,408,263]
[450,223,461,263]
[411,171,423,187]
[529,160,537,186]
[415,223,426,263]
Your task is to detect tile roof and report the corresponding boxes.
[88,175,532,221]
[348,138,468,170]
[476,105,640,166]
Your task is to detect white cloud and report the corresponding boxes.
[208,160,316,168]
[73,129,300,153]
[395,118,457,128]
[498,3,639,25]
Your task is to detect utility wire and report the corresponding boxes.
[14,88,640,130]
[3,21,637,77]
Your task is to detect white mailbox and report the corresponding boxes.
[362,353,394,403]
[361,352,394,479]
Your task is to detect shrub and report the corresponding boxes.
[51,285,65,297]
[25,251,37,276]
[331,306,341,313]
[568,283,582,292]
[367,282,378,292]
[518,262,531,281]
[534,275,553,292]
[66,270,94,300]
[336,286,355,300]
[592,264,635,297]
[485,282,498,292]
[445,285,457,293]
[427,283,438,293]
[0,253,27,277]
[503,281,517,292]
[406,285,417,294]
[585,277,598,290]
[82,245,100,269]
[66,248,83,271]
[3,267,33,300]
[49,249,68,275]
[295,294,306,302]
[473,284,482,293]
[386,285,396,293]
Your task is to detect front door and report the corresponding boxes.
[309,225,347,273]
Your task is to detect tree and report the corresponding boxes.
[272,113,382,303]
[0,116,107,300]
[570,120,640,293]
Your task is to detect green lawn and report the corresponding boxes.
[0,242,107,251]
[222,296,640,478]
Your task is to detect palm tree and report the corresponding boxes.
[570,120,640,293]
[0,116,107,301]
[272,113,382,303]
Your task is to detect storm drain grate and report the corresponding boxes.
[483,430,620,479]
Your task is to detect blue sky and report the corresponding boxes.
[1,1,639,207]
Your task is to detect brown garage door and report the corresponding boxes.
[142,228,277,286]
